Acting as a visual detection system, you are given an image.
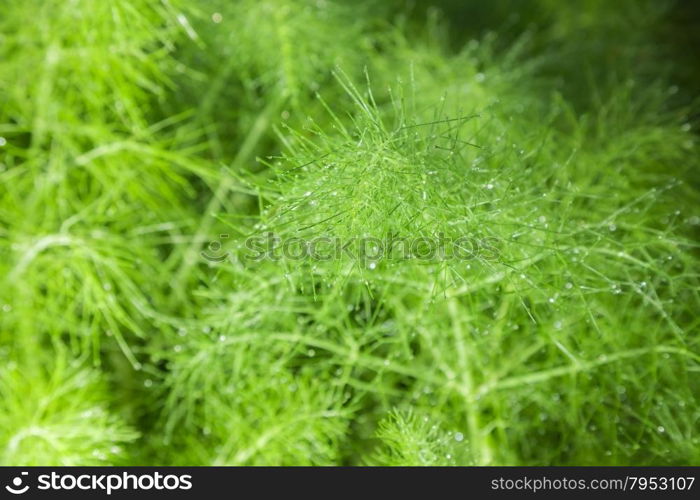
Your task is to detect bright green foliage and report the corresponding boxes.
[0,348,137,465]
[0,0,698,465]
[369,410,463,466]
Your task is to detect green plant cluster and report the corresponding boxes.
[0,0,698,465]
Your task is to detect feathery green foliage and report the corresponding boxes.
[1,0,698,465]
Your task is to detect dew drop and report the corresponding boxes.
[454,432,464,442]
